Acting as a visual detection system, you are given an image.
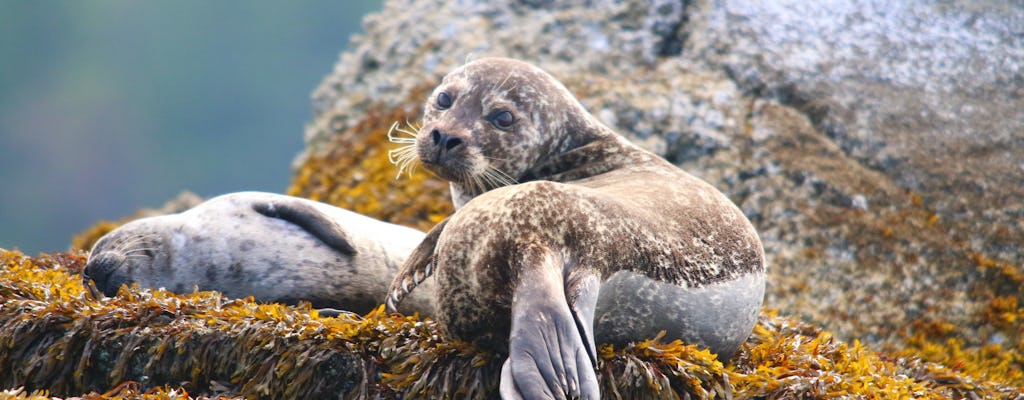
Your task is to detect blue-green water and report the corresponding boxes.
[0,1,381,255]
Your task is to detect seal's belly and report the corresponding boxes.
[593,269,765,358]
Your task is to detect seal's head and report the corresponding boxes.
[405,58,608,205]
[83,222,170,297]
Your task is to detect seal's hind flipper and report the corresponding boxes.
[501,248,600,400]
[386,217,448,312]
[252,201,356,255]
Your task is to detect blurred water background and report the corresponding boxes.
[0,1,381,255]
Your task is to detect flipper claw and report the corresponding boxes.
[500,249,600,400]
[385,218,448,313]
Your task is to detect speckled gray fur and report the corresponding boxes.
[387,58,766,399]
[595,270,764,358]
[84,192,434,316]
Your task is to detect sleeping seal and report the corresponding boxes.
[83,191,434,316]
[386,58,766,398]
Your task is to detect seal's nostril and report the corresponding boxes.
[445,137,462,151]
[431,129,462,152]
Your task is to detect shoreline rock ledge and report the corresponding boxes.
[1,0,1021,398]
[295,0,1023,377]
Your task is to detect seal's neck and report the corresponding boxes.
[450,183,476,210]
[521,104,647,182]
[521,134,639,183]
[449,136,636,210]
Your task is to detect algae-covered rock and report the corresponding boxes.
[3,249,1021,399]
[5,0,1023,397]
[0,250,363,399]
[294,0,1024,384]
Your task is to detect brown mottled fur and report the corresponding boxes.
[388,58,765,398]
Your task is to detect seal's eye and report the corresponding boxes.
[436,92,453,110]
[490,110,515,130]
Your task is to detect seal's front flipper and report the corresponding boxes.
[501,249,600,400]
[252,200,356,255]
[315,307,358,318]
[566,270,600,367]
[386,218,449,312]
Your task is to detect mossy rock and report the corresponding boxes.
[3,249,1021,399]
[293,3,1024,394]
[31,2,1024,397]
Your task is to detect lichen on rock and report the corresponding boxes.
[295,0,1024,389]
[287,92,452,231]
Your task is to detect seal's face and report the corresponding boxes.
[83,225,169,297]
[414,58,577,197]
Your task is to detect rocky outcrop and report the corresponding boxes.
[295,0,1023,368]
[8,0,1019,397]
[2,250,1014,399]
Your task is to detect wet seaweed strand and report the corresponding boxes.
[2,250,1022,399]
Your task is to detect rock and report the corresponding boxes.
[294,0,1024,366]
[1,250,1014,398]
[686,0,1024,353]
[0,251,365,399]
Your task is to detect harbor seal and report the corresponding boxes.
[83,192,434,316]
[386,58,766,398]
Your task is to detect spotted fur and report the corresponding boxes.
[83,192,433,316]
[388,58,766,399]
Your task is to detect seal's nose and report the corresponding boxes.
[83,252,125,297]
[430,129,463,162]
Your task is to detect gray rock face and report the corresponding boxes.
[690,0,1024,262]
[301,0,1023,351]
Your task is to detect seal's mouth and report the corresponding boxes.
[399,122,479,186]
[83,251,128,297]
[83,232,164,298]
[387,120,478,184]
[387,121,517,193]
[423,156,519,198]
[419,157,472,184]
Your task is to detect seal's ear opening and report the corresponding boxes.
[251,201,357,256]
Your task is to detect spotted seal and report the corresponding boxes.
[83,191,434,316]
[386,58,766,398]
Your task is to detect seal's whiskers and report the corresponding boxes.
[468,173,488,196]
[388,144,417,163]
[122,246,158,255]
[495,71,514,93]
[389,146,419,179]
[483,166,518,187]
[387,121,423,179]
[122,247,160,259]
[479,170,503,191]
[387,121,419,144]
[113,234,154,253]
